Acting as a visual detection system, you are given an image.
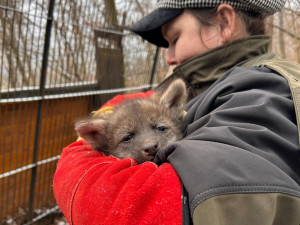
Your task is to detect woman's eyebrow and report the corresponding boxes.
[162,23,174,39]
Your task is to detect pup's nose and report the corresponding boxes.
[143,143,158,156]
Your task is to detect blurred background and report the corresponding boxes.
[0,0,299,224]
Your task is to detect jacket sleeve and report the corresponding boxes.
[155,67,300,225]
[53,140,182,225]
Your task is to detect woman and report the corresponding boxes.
[53,0,300,224]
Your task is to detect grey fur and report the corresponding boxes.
[75,79,187,164]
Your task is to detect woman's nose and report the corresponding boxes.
[165,48,178,66]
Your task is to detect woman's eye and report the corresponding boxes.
[156,126,167,132]
[171,37,178,46]
[122,134,134,142]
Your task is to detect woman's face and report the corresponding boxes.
[162,10,222,66]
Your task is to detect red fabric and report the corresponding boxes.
[100,91,154,109]
[53,91,182,225]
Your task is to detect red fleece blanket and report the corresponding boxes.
[53,92,182,225]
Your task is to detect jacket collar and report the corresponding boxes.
[164,35,271,97]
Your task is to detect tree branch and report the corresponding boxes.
[272,24,300,41]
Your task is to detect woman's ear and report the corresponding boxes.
[216,4,236,43]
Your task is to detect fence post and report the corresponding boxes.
[149,47,160,89]
[93,29,124,108]
[28,0,56,222]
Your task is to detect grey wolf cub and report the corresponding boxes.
[75,79,187,163]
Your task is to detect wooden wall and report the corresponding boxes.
[0,96,93,220]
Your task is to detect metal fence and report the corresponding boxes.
[0,0,167,224]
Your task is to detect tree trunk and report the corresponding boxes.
[93,0,125,109]
[279,10,286,58]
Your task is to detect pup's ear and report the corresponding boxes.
[75,118,108,150]
[159,79,187,110]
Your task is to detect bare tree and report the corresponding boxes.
[0,0,168,90]
[270,0,300,62]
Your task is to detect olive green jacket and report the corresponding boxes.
[155,36,300,225]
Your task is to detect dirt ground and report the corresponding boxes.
[2,210,68,225]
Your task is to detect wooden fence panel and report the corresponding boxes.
[0,96,93,221]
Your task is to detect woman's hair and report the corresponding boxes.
[188,7,266,36]
[235,10,265,35]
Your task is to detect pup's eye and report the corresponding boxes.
[156,126,167,132]
[122,134,134,142]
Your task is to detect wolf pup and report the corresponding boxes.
[75,79,187,164]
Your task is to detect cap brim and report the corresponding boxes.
[129,9,184,48]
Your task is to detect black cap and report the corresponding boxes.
[129,0,286,47]
[129,8,184,48]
